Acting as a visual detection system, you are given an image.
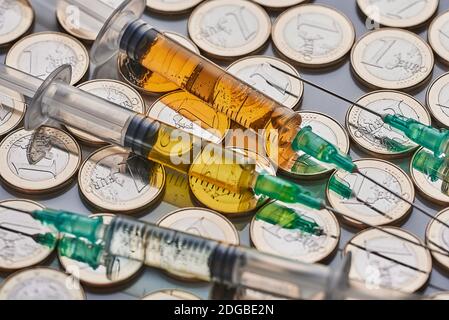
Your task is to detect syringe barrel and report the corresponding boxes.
[0,64,42,101]
[118,20,303,170]
[104,216,332,299]
[41,80,136,146]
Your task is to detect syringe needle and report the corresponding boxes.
[267,63,384,118]
[270,63,449,159]
[354,169,449,230]
[348,241,429,274]
[325,205,449,257]
[355,195,394,220]
[0,203,34,215]
[0,224,36,239]
[264,79,301,99]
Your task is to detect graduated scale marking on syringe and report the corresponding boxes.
[0,202,434,300]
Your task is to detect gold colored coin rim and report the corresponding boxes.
[147,90,231,145]
[426,72,449,128]
[5,31,89,85]
[326,158,415,229]
[0,127,82,194]
[350,28,434,91]
[146,0,204,14]
[78,145,166,214]
[58,213,144,288]
[142,289,201,300]
[249,201,341,264]
[0,267,86,300]
[357,0,439,29]
[226,55,304,110]
[410,147,449,205]
[66,79,146,146]
[344,226,432,293]
[188,0,272,59]
[272,4,356,67]
[118,31,200,95]
[345,90,432,158]
[0,0,34,46]
[0,199,53,272]
[425,207,449,273]
[265,110,350,180]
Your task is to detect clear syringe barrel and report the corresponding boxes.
[1,64,304,199]
[104,216,332,299]
[118,21,302,168]
[0,63,135,147]
[62,0,303,169]
[103,216,418,300]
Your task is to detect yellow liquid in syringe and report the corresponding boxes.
[121,24,302,169]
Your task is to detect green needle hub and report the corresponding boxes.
[292,126,356,173]
[256,202,323,236]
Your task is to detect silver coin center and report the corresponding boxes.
[364,0,429,20]
[7,133,70,182]
[232,62,293,105]
[7,278,74,300]
[284,12,343,60]
[439,20,449,52]
[361,37,425,82]
[16,41,85,80]
[437,82,449,118]
[87,153,152,203]
[353,235,419,289]
[340,167,404,218]
[352,98,419,150]
[0,0,23,36]
[196,5,260,48]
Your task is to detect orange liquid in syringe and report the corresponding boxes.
[120,22,302,169]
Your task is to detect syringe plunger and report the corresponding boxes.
[0,64,139,147]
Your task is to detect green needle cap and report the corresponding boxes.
[32,209,104,243]
[59,236,104,270]
[292,126,356,173]
[384,114,449,157]
[328,176,353,199]
[35,232,58,249]
[412,149,444,182]
[256,202,323,236]
[254,174,324,210]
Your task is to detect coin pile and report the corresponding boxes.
[0,0,449,301]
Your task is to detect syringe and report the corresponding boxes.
[0,62,330,212]
[269,64,449,159]
[412,149,449,185]
[64,0,437,213]
[60,0,357,173]
[0,203,419,300]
